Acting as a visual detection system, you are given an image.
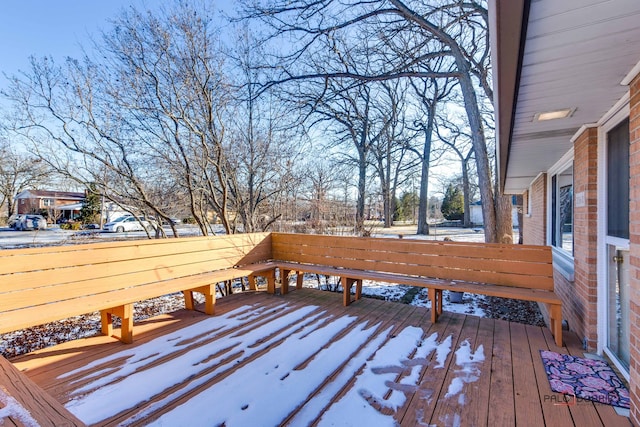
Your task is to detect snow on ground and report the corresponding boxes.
[58,302,485,426]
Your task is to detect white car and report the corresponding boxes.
[103,215,156,233]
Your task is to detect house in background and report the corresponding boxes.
[469,196,520,228]
[14,190,85,221]
[490,0,640,422]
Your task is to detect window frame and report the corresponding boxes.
[547,150,575,280]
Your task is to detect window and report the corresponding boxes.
[607,119,630,239]
[42,198,53,207]
[551,164,573,255]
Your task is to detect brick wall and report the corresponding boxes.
[523,131,600,351]
[570,127,599,350]
[522,174,546,246]
[628,73,640,426]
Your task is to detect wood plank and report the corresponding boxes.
[0,232,271,257]
[510,322,545,426]
[487,318,515,426]
[0,243,272,295]
[0,265,276,334]
[7,292,594,427]
[428,315,483,426]
[525,325,575,427]
[271,233,553,262]
[272,241,553,278]
[13,291,293,388]
[450,316,494,425]
[285,298,431,425]
[0,248,273,309]
[0,356,85,426]
[272,250,553,290]
[274,262,560,304]
[399,313,466,426]
[0,233,272,274]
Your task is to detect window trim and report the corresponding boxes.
[547,150,575,280]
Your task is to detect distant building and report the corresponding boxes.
[14,190,85,221]
[468,198,520,227]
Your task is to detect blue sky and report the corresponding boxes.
[0,1,234,110]
[0,1,149,80]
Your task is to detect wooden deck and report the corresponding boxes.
[9,289,631,427]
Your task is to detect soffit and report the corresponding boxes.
[500,0,640,193]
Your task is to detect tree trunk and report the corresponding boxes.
[516,195,524,244]
[495,193,514,244]
[416,114,435,235]
[457,68,496,242]
[462,158,471,228]
[356,154,367,235]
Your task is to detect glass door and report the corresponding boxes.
[605,119,630,370]
[607,246,630,368]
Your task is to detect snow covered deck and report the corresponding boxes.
[10,289,630,426]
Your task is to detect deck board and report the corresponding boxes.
[525,324,575,427]
[7,289,631,427]
[487,318,515,426]
[399,310,466,425]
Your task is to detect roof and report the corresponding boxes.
[15,190,85,200]
[490,0,640,193]
[56,203,84,211]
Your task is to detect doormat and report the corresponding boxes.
[540,350,629,409]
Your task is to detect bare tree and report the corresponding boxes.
[370,80,418,228]
[238,0,508,242]
[409,73,456,234]
[0,139,50,219]
[4,3,303,237]
[436,114,476,227]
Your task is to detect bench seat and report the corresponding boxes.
[0,234,276,344]
[270,233,563,347]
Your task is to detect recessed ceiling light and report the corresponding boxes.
[534,108,575,121]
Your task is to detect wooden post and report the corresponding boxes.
[342,277,358,306]
[183,290,195,310]
[296,271,304,289]
[355,279,363,301]
[549,303,563,347]
[258,269,276,294]
[428,289,439,323]
[281,269,291,295]
[100,310,113,337]
[248,274,258,291]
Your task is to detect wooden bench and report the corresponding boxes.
[0,354,85,426]
[270,233,563,347]
[0,233,276,344]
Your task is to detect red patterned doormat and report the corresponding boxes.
[540,350,629,409]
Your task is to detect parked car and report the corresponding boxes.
[103,215,156,233]
[12,214,47,231]
[8,214,26,229]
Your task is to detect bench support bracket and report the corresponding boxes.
[183,284,216,315]
[248,269,277,294]
[100,304,133,344]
